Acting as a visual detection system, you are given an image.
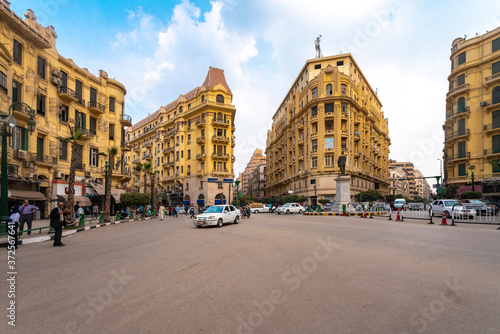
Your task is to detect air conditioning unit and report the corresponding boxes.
[17,150,28,160]
[27,173,38,179]
[55,172,65,179]
[480,101,488,107]
[25,161,34,168]
[85,171,92,178]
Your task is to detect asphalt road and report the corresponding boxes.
[1,213,500,334]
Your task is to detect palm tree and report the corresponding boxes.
[134,161,152,193]
[149,170,158,211]
[56,125,84,220]
[99,147,119,222]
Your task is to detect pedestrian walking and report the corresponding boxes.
[159,203,165,220]
[50,202,66,247]
[18,200,39,236]
[189,206,195,218]
[175,206,180,218]
[169,206,173,217]
[7,206,20,249]
[92,204,99,219]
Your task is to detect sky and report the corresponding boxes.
[11,0,500,187]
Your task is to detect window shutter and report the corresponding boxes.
[493,111,500,129]
[493,135,500,154]
[21,127,28,151]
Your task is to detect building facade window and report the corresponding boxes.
[90,117,97,135]
[75,111,86,130]
[37,56,46,79]
[457,73,465,86]
[311,139,318,152]
[13,39,23,65]
[311,157,318,168]
[341,102,348,114]
[457,141,466,158]
[493,110,500,129]
[13,126,28,151]
[341,84,347,95]
[492,61,500,75]
[60,105,69,122]
[493,160,500,173]
[493,86,500,105]
[216,94,224,103]
[90,148,99,167]
[457,97,466,112]
[37,94,46,116]
[109,96,115,112]
[12,80,21,103]
[458,163,466,176]
[109,124,115,140]
[59,140,68,161]
[493,37,500,53]
[311,87,318,99]
[0,71,7,94]
[75,80,83,105]
[325,137,334,149]
[325,103,333,113]
[311,106,317,117]
[325,156,331,167]
[493,134,500,154]
[457,52,466,65]
[326,84,332,95]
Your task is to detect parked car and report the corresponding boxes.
[276,203,305,214]
[461,199,494,216]
[429,200,476,218]
[193,205,241,227]
[322,202,335,212]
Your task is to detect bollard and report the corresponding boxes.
[388,209,392,220]
[99,212,105,223]
[342,204,346,215]
[428,213,434,224]
[78,215,85,228]
[115,212,121,222]
[401,210,404,221]
[449,212,456,226]
[130,211,134,219]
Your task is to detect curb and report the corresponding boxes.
[0,217,152,247]
[303,212,387,216]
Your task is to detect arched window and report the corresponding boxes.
[216,94,224,103]
[457,97,466,113]
[493,86,500,105]
[198,194,205,200]
[217,112,222,121]
[326,84,332,95]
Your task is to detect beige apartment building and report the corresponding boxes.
[247,161,266,199]
[388,161,415,199]
[444,26,500,187]
[241,148,266,196]
[125,67,236,207]
[266,54,390,203]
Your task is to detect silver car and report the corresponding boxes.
[430,200,476,218]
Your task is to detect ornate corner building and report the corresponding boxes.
[265,54,390,203]
[125,67,236,207]
[0,4,130,218]
[444,27,500,186]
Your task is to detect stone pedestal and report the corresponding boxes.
[332,175,351,212]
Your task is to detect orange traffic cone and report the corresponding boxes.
[441,215,447,225]
[396,210,401,221]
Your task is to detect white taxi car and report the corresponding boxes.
[194,205,241,227]
[276,203,305,214]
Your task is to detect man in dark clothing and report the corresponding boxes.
[337,154,347,175]
[50,202,66,247]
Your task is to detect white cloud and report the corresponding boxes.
[110,6,158,50]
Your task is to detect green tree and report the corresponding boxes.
[120,193,150,208]
[318,199,330,205]
[354,190,381,202]
[460,191,482,199]
[56,125,84,220]
[442,184,459,199]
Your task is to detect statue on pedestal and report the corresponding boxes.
[337,154,346,175]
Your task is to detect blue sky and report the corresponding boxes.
[11,0,500,182]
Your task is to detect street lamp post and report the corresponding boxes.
[103,161,109,210]
[1,102,35,221]
[437,158,443,199]
[150,174,154,211]
[235,181,240,207]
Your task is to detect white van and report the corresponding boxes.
[394,198,406,210]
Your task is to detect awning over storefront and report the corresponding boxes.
[111,188,126,204]
[57,195,92,207]
[90,183,106,196]
[8,190,46,200]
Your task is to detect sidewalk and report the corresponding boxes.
[0,214,164,247]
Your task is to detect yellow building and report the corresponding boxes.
[445,26,500,187]
[125,67,236,207]
[266,54,390,203]
[0,6,129,218]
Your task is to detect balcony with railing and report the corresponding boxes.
[34,154,58,166]
[212,118,230,127]
[195,119,206,127]
[446,152,470,162]
[144,153,153,161]
[196,136,205,143]
[483,122,500,134]
[482,98,500,112]
[446,106,470,119]
[76,97,86,108]
[212,135,229,143]
[446,83,470,99]
[120,114,132,126]
[212,153,230,160]
[58,86,79,102]
[121,142,131,151]
[212,169,229,175]
[483,148,500,158]
[144,141,153,148]
[75,127,94,139]
[445,129,470,141]
[12,103,34,119]
[88,100,106,114]
[196,153,206,160]
[484,72,500,87]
